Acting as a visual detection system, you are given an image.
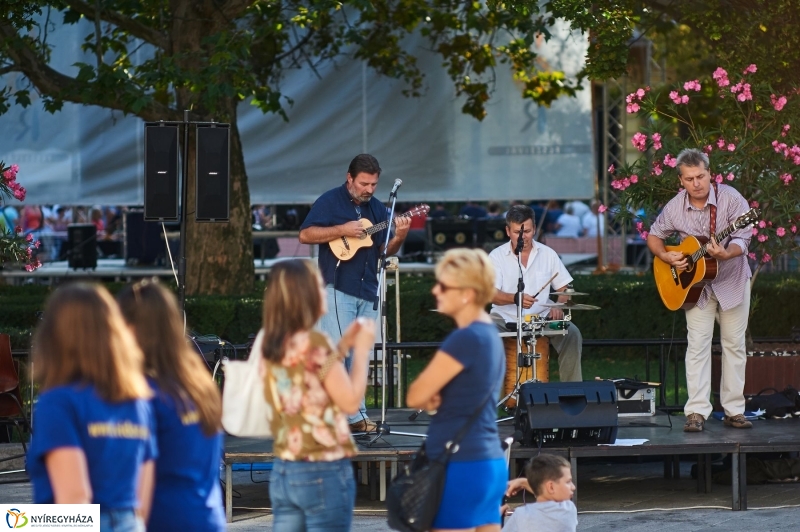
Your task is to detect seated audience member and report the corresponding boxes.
[429,203,451,218]
[487,202,504,218]
[502,454,577,532]
[542,200,562,234]
[117,281,225,532]
[581,200,605,237]
[28,283,156,532]
[460,200,488,219]
[554,205,582,238]
[564,200,590,221]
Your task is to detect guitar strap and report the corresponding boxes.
[709,182,718,236]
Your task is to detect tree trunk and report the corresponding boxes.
[184,104,254,295]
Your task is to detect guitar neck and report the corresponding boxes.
[691,223,738,262]
[365,212,413,236]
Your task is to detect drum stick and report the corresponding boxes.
[531,273,558,300]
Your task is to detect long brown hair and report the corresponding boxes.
[117,280,222,436]
[33,283,150,402]
[261,259,324,363]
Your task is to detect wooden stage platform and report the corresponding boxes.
[222,408,800,522]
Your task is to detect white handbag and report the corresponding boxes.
[221,329,273,438]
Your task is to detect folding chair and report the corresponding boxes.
[0,333,32,466]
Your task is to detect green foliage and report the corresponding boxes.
[611,64,800,270]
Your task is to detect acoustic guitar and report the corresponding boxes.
[653,208,760,311]
[329,204,430,261]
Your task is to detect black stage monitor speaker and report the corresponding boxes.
[196,124,230,222]
[66,224,97,270]
[427,218,477,251]
[484,218,509,251]
[515,381,618,446]
[144,124,180,221]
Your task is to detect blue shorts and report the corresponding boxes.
[432,458,507,529]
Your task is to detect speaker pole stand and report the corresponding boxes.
[177,110,190,315]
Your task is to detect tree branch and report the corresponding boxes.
[0,22,181,122]
[62,0,169,50]
[219,0,257,21]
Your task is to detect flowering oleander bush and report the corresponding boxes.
[1,161,41,271]
[610,64,799,277]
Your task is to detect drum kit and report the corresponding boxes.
[497,288,600,412]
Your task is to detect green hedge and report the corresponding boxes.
[1,273,798,350]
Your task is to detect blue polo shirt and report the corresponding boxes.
[301,183,388,302]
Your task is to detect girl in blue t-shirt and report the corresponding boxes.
[28,283,156,532]
[117,280,225,532]
[407,248,507,532]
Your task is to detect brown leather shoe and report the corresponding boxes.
[683,413,705,432]
[723,414,753,429]
[349,419,377,433]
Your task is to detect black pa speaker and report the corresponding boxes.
[484,218,509,251]
[196,125,230,222]
[66,224,97,270]
[144,124,180,221]
[427,218,477,251]
[515,381,618,446]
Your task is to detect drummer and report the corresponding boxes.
[488,205,583,382]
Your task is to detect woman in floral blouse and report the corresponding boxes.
[261,259,374,530]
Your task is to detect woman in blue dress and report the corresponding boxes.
[117,280,225,532]
[29,283,156,532]
[407,248,507,532]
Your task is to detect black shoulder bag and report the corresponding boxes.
[387,378,498,532]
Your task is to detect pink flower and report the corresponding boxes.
[626,102,640,113]
[792,225,798,234]
[653,162,663,175]
[758,234,768,242]
[25,233,33,242]
[622,177,631,188]
[717,138,726,149]
[9,164,18,174]
[13,186,26,201]
[34,239,41,249]
[713,67,730,87]
[731,82,742,94]
[737,83,752,102]
[743,64,757,74]
[726,172,735,181]
[25,263,35,272]
[727,143,736,151]
[598,204,607,213]
[664,154,677,168]
[640,231,648,239]
[777,227,786,237]
[631,132,648,152]
[2,170,13,182]
[752,228,759,236]
[780,173,793,185]
[684,80,701,91]
[714,174,723,184]
[681,95,689,104]
[703,145,713,154]
[762,253,771,263]
[630,174,639,184]
[14,226,21,234]
[26,248,32,258]
[758,220,766,228]
[748,252,756,260]
[669,91,682,104]
[750,200,759,208]
[770,94,787,111]
[651,132,662,150]
[636,88,646,98]
[608,164,615,174]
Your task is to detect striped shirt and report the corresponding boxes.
[649,183,752,311]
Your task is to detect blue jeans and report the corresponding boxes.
[100,509,144,532]
[269,458,356,531]
[317,286,377,424]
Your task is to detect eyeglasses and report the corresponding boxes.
[434,280,464,292]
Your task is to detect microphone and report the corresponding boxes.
[389,178,403,197]
[513,227,524,255]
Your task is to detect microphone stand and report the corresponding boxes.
[368,184,425,445]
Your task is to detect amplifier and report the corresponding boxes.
[617,387,656,416]
[515,381,618,446]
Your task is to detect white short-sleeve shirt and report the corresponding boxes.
[489,241,573,323]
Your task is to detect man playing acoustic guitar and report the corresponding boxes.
[647,148,753,432]
[299,154,411,432]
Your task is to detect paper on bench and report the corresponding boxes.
[598,438,649,446]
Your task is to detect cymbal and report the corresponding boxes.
[549,290,589,296]
[542,302,601,310]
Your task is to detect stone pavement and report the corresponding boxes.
[4,458,800,530]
